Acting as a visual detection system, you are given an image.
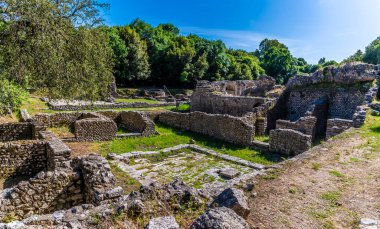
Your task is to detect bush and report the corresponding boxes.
[0,79,27,114]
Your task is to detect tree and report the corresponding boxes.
[102,26,128,84]
[118,26,150,82]
[343,50,364,63]
[363,37,380,64]
[227,49,264,80]
[258,39,296,84]
[0,0,114,100]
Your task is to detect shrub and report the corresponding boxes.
[0,79,27,114]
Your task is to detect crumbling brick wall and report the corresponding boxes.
[269,129,312,156]
[39,131,71,170]
[276,116,317,140]
[74,115,117,141]
[158,111,255,145]
[326,119,353,139]
[1,170,84,219]
[158,111,191,130]
[34,113,81,128]
[118,111,157,136]
[72,154,122,205]
[0,122,35,141]
[0,140,47,178]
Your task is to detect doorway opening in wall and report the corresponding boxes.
[312,98,330,141]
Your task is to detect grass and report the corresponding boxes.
[170,103,190,112]
[329,170,344,178]
[102,123,277,165]
[19,95,174,116]
[358,113,380,151]
[312,163,322,171]
[48,126,74,138]
[255,135,270,143]
[109,163,141,194]
[320,191,342,204]
[115,98,160,104]
[20,96,52,115]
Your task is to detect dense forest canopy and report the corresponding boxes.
[0,0,380,114]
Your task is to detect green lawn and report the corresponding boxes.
[19,96,174,115]
[102,123,278,166]
[358,113,380,151]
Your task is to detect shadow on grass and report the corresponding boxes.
[369,125,380,133]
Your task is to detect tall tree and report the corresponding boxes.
[118,26,150,82]
[363,37,380,64]
[0,0,113,100]
[258,39,296,84]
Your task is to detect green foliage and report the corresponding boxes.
[0,0,113,100]
[0,79,27,114]
[257,39,297,84]
[117,26,151,82]
[171,103,190,112]
[363,37,380,64]
[343,50,364,63]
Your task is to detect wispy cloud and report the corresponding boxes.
[180,26,318,63]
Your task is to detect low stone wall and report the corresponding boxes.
[276,116,317,140]
[34,112,81,128]
[74,116,117,141]
[326,119,353,139]
[158,111,191,130]
[39,131,71,170]
[191,93,267,117]
[73,154,122,205]
[158,111,255,146]
[0,122,34,141]
[269,129,312,156]
[0,140,47,178]
[48,100,175,111]
[0,170,84,219]
[118,111,157,136]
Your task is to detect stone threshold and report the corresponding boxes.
[108,144,266,170]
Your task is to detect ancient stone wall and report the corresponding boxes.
[158,111,255,145]
[34,112,81,128]
[190,77,276,117]
[287,86,369,121]
[1,170,84,219]
[48,100,175,111]
[118,111,157,136]
[74,116,117,141]
[191,93,267,117]
[0,122,34,141]
[326,119,353,139]
[269,129,312,156]
[39,131,71,170]
[72,154,122,205]
[276,116,317,140]
[0,140,47,178]
[158,111,191,130]
[255,118,267,136]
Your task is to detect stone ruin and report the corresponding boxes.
[2,63,380,228]
[159,63,380,156]
[0,120,123,224]
[31,110,157,141]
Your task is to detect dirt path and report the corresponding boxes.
[248,131,380,228]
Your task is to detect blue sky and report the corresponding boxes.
[105,0,380,64]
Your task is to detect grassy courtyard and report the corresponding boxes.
[101,123,278,166]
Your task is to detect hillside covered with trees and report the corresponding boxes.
[0,0,380,114]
